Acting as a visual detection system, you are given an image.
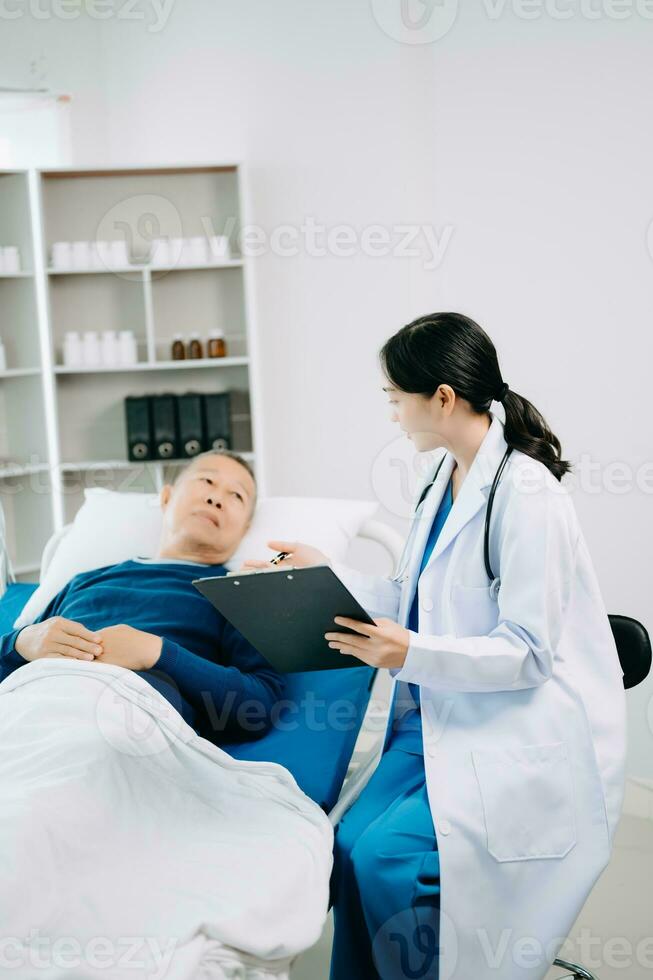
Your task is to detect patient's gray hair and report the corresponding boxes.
[176,450,257,512]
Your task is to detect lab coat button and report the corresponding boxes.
[439,819,451,836]
[421,596,434,612]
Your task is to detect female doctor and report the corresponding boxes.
[244,312,627,980]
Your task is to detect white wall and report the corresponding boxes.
[2,0,652,777]
[0,8,109,162]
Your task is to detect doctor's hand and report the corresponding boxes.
[325,617,410,669]
[240,539,330,571]
[92,624,162,671]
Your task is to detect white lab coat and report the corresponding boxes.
[331,412,627,980]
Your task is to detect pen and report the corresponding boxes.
[270,551,292,565]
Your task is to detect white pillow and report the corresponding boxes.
[14,488,378,628]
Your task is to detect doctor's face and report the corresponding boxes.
[384,382,450,452]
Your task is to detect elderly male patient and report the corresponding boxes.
[0,450,284,743]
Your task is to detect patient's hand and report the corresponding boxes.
[16,617,104,662]
[241,539,330,571]
[93,624,162,671]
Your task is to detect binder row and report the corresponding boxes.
[124,392,232,462]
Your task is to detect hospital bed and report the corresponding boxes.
[3,516,647,980]
[27,515,401,819]
[0,515,400,977]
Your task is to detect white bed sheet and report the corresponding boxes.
[0,659,334,979]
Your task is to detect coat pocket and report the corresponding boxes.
[471,741,577,862]
[450,582,498,636]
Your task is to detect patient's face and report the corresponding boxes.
[158,456,256,564]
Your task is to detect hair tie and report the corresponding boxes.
[495,381,509,402]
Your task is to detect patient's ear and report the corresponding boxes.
[160,483,173,510]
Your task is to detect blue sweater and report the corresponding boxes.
[0,558,285,744]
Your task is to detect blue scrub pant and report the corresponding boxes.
[329,742,440,980]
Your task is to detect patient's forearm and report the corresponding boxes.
[154,637,283,741]
[0,628,28,681]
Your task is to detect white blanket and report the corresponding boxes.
[0,659,334,979]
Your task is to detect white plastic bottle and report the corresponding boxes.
[51,242,72,271]
[188,236,208,265]
[2,247,20,275]
[100,330,119,367]
[63,331,83,368]
[118,330,138,366]
[82,331,101,368]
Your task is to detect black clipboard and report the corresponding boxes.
[192,564,375,672]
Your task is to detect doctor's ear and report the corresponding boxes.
[436,384,456,413]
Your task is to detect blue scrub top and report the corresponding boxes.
[386,476,454,753]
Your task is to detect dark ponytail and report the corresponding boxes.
[379,312,571,481]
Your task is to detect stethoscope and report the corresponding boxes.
[392,446,514,599]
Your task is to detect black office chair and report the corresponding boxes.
[552,614,652,979]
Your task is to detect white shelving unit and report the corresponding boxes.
[0,164,265,582]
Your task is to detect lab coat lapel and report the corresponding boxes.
[399,452,456,624]
[419,413,508,577]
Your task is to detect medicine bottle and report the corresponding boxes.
[171,334,185,360]
[208,329,227,358]
[188,333,203,359]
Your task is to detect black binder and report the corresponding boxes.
[192,564,376,672]
[177,393,204,458]
[125,395,152,461]
[151,394,178,459]
[202,392,231,451]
